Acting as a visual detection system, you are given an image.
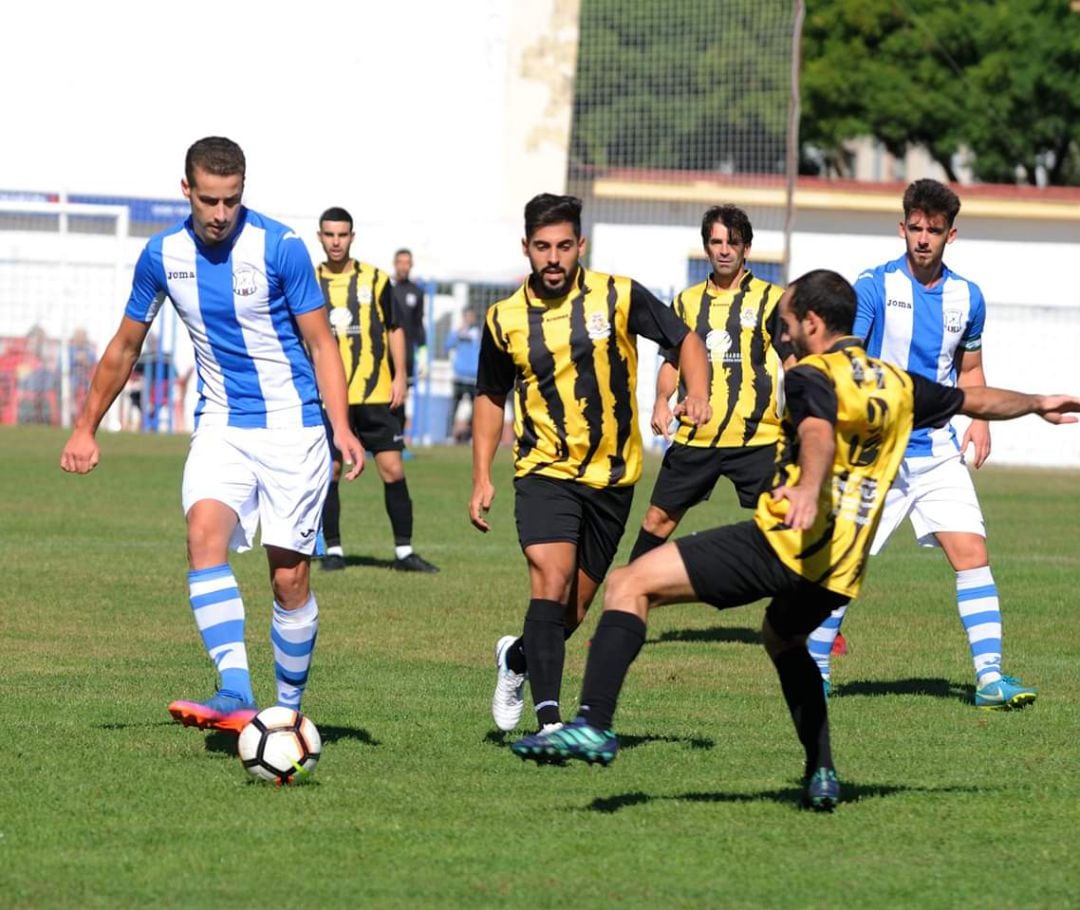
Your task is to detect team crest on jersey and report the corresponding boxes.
[358,286,373,306]
[944,308,964,333]
[740,308,757,329]
[233,268,258,298]
[705,329,732,360]
[405,292,417,306]
[586,311,611,340]
[329,308,353,331]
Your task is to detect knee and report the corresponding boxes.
[761,618,803,661]
[642,506,677,537]
[272,566,310,609]
[604,565,644,610]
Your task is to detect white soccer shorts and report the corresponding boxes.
[869,451,986,556]
[182,425,332,555]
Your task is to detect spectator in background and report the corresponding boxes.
[67,327,97,424]
[392,248,428,447]
[446,306,481,444]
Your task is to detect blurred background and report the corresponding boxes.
[1,0,1077,464]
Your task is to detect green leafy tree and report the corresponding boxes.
[572,0,793,173]
[801,0,1080,185]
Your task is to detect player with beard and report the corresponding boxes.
[471,193,710,735]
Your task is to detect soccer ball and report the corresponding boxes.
[237,706,321,785]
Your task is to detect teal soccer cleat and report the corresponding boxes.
[803,767,841,811]
[974,675,1037,710]
[511,717,618,766]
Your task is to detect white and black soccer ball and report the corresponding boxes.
[237,706,321,785]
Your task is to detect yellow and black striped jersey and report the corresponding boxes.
[478,267,689,489]
[666,271,787,448]
[754,338,964,597]
[318,259,398,405]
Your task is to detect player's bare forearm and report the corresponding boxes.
[389,327,407,408]
[298,310,349,433]
[655,360,678,402]
[672,333,711,425]
[61,317,149,474]
[794,417,834,497]
[74,318,148,433]
[961,388,1080,424]
[957,350,991,466]
[470,393,506,531]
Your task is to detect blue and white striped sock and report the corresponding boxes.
[956,566,1002,686]
[187,565,253,702]
[807,604,848,681]
[271,594,319,710]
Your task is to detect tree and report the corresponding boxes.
[801,0,1080,185]
[571,0,794,173]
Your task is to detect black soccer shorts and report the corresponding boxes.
[674,520,849,639]
[513,474,634,583]
[650,441,777,513]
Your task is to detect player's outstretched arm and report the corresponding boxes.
[297,309,365,480]
[469,393,506,532]
[961,388,1080,425]
[60,316,150,474]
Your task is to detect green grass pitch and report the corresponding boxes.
[2,425,1079,908]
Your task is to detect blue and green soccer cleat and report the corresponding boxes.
[803,767,841,811]
[511,717,618,766]
[974,675,1037,710]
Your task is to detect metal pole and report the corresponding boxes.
[783,0,806,286]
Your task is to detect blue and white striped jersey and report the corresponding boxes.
[852,254,985,458]
[125,208,325,429]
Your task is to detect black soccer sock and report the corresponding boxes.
[772,646,834,776]
[578,610,647,731]
[322,481,341,549]
[384,478,414,547]
[523,598,567,727]
[504,636,528,674]
[628,528,667,562]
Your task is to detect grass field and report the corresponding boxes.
[3,425,1079,908]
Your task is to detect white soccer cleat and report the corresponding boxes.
[492,635,527,732]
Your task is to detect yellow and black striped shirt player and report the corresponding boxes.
[631,204,791,561]
[315,206,438,574]
[513,269,1077,806]
[471,192,709,733]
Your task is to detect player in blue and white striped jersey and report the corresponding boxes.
[61,137,365,733]
[807,179,1036,710]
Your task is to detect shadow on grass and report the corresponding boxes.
[484,730,714,752]
[584,780,992,814]
[648,626,761,646]
[832,677,974,704]
[203,724,378,756]
[333,555,398,570]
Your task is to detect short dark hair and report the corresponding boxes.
[319,207,353,229]
[394,248,412,259]
[788,269,857,335]
[902,179,961,227]
[701,204,753,247]
[524,193,582,239]
[185,137,245,185]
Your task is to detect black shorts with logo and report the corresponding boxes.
[674,520,850,639]
[513,474,635,583]
[327,403,405,456]
[650,441,777,513]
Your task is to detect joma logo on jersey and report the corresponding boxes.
[886,298,912,309]
[168,270,195,280]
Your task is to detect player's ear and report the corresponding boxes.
[577,235,587,256]
[897,219,906,239]
[521,237,529,257]
[181,178,191,201]
[946,226,957,245]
